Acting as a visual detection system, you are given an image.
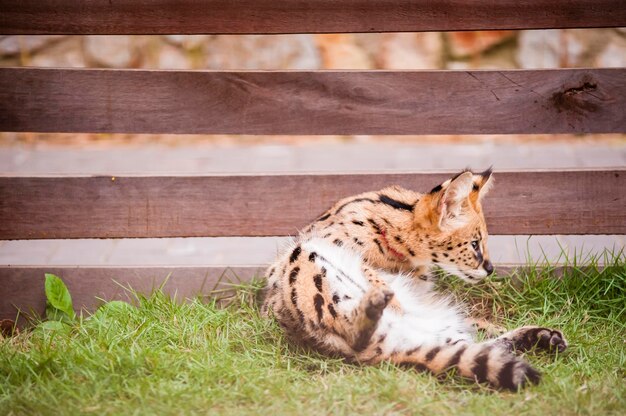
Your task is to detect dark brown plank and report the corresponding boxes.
[1,68,624,135]
[0,170,624,238]
[0,264,594,326]
[0,266,263,326]
[1,0,624,34]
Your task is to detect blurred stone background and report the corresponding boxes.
[0,30,624,266]
[2,29,625,70]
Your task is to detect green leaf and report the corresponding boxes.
[89,300,135,323]
[45,304,74,324]
[44,273,76,320]
[37,320,69,332]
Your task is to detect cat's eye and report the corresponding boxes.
[471,240,480,251]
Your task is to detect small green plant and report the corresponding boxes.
[41,273,76,329]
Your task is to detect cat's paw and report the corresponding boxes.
[364,288,394,321]
[500,326,568,354]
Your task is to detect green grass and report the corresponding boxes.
[1,252,625,416]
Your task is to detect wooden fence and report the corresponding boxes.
[1,0,624,322]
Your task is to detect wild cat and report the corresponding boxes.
[261,169,567,390]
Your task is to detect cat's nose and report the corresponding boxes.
[483,260,494,276]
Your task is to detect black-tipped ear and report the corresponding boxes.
[476,168,494,199]
[430,169,473,194]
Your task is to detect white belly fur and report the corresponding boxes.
[301,238,474,352]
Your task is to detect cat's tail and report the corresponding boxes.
[385,341,540,391]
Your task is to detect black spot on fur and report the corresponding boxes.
[313,274,323,292]
[379,194,414,212]
[296,310,305,323]
[289,246,301,263]
[308,252,317,262]
[317,213,330,222]
[394,235,404,243]
[289,267,300,284]
[327,304,337,318]
[472,347,491,383]
[407,248,416,257]
[425,346,441,362]
[313,294,324,321]
[332,294,340,304]
[413,363,429,373]
[333,239,343,247]
[353,238,364,246]
[290,288,298,306]
[444,345,467,370]
[430,184,443,194]
[352,220,364,226]
[373,239,384,255]
[367,218,382,234]
[473,183,479,191]
[498,360,518,391]
[406,346,421,356]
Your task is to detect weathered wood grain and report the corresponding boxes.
[0,170,624,239]
[0,266,263,325]
[1,68,624,135]
[1,0,624,34]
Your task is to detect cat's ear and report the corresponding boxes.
[431,171,473,229]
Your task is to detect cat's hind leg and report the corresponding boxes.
[495,326,568,354]
[301,238,395,353]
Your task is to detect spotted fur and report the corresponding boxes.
[262,170,567,391]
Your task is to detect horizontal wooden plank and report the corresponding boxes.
[1,0,624,34]
[1,68,624,135]
[0,170,624,239]
[0,263,606,327]
[0,266,263,325]
[0,264,548,324]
